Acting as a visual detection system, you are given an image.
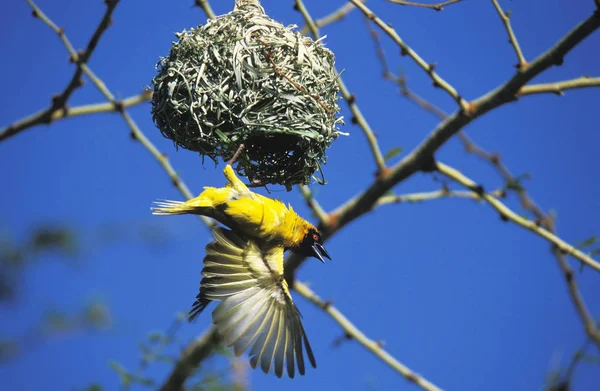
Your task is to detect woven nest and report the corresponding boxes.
[151,0,344,188]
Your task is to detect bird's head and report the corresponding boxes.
[294,228,331,263]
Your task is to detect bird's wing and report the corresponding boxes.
[193,227,316,378]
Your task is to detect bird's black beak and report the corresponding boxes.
[311,242,331,263]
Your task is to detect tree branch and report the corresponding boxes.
[491,0,527,69]
[376,188,505,206]
[159,328,222,391]
[351,0,469,112]
[387,0,463,11]
[295,0,387,174]
[554,251,600,351]
[193,0,216,19]
[286,9,600,279]
[294,281,443,391]
[299,0,367,35]
[518,76,600,96]
[435,162,600,272]
[0,0,119,143]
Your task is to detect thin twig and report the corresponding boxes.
[396,75,600,351]
[159,328,222,391]
[554,251,600,351]
[0,91,151,140]
[193,0,216,19]
[435,162,600,273]
[491,0,527,69]
[294,281,443,391]
[295,0,387,174]
[387,0,463,11]
[286,7,600,279]
[0,0,119,142]
[24,0,216,228]
[376,188,505,205]
[350,0,470,112]
[299,0,366,35]
[299,185,330,227]
[518,76,600,96]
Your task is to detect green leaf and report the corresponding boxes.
[576,236,598,249]
[590,248,600,256]
[383,147,403,162]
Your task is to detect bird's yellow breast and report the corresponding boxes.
[223,195,305,246]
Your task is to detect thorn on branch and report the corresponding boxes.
[171,177,181,188]
[130,131,138,141]
[141,88,153,99]
[332,332,353,348]
[405,372,419,383]
[499,213,509,222]
[327,213,339,231]
[31,9,39,18]
[375,166,392,181]
[347,94,356,104]
[292,2,299,11]
[470,184,485,197]
[463,101,477,117]
[113,100,124,113]
[400,47,408,56]
[489,153,500,165]
[351,116,358,124]
[51,94,64,108]
[564,269,574,283]
[57,27,65,37]
[367,12,376,21]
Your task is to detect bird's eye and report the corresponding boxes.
[313,233,319,241]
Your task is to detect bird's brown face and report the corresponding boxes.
[296,229,331,263]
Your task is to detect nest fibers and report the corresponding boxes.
[151,0,344,188]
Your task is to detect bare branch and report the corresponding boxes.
[0,91,151,140]
[351,0,470,112]
[294,281,443,391]
[0,0,119,142]
[300,0,366,35]
[159,328,222,391]
[554,251,600,351]
[193,0,216,19]
[22,1,217,228]
[286,9,600,278]
[491,0,527,69]
[299,186,330,227]
[518,76,600,96]
[295,0,387,174]
[435,162,600,273]
[376,188,505,206]
[387,0,463,11]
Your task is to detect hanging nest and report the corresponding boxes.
[151,0,344,189]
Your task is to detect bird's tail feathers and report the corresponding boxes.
[188,296,211,322]
[151,197,213,216]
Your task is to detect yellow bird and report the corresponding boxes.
[151,164,331,262]
[191,226,316,378]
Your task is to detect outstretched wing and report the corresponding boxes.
[192,227,316,378]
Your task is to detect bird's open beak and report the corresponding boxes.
[311,243,331,263]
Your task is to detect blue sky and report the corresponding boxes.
[1,0,599,390]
